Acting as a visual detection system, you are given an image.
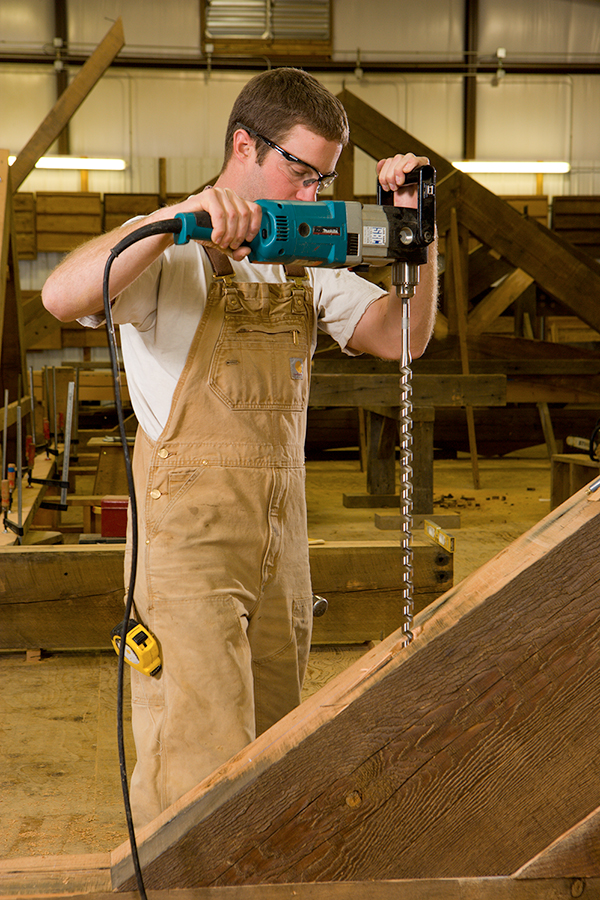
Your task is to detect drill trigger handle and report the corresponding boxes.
[173,210,214,244]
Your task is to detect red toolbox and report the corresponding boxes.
[101,495,129,538]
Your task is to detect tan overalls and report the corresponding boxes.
[125,251,315,827]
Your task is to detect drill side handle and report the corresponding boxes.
[377,164,436,251]
[376,164,435,204]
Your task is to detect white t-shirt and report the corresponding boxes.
[88,240,385,441]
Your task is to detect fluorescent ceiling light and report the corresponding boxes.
[452,160,570,174]
[8,155,126,170]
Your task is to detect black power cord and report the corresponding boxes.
[102,218,181,900]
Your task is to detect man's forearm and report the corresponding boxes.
[41,212,175,323]
[42,187,264,324]
[405,236,438,357]
[347,238,438,360]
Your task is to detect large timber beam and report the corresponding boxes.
[0,152,28,432]
[10,18,125,191]
[110,483,600,890]
[1,877,600,900]
[339,90,600,336]
[447,169,600,335]
[0,541,451,649]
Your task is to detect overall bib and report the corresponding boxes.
[126,253,315,827]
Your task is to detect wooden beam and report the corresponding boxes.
[310,540,452,642]
[2,875,600,900]
[514,807,600,879]
[10,18,125,191]
[0,151,29,430]
[452,170,600,335]
[1,877,600,900]
[310,373,506,408]
[318,353,600,377]
[1,395,32,430]
[467,269,535,337]
[521,312,557,459]
[505,375,600,404]
[462,0,478,159]
[339,90,600,336]
[111,485,600,889]
[0,853,111,897]
[0,541,451,650]
[0,452,56,547]
[28,369,507,410]
[449,207,480,488]
[466,245,513,301]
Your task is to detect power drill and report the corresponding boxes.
[172,165,436,295]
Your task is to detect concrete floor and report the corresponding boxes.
[0,449,553,859]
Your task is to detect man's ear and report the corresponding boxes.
[232,127,256,163]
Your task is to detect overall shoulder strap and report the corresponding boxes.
[205,247,307,282]
[203,246,235,277]
[284,264,307,279]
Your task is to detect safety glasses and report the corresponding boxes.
[237,122,338,193]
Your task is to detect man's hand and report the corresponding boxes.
[180,187,263,261]
[376,152,430,209]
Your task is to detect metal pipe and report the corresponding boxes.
[28,366,37,447]
[16,404,22,544]
[52,367,58,451]
[60,381,75,507]
[2,388,7,482]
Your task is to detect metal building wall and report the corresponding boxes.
[1,1,599,198]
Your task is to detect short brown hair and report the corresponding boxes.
[223,68,349,166]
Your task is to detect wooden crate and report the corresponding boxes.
[36,191,102,253]
[552,195,600,258]
[13,191,37,258]
[501,194,549,227]
[103,193,159,230]
[551,452,600,508]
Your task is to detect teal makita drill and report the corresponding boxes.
[172,164,436,296]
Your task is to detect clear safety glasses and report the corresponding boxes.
[237,123,338,193]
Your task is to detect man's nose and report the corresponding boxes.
[295,183,320,201]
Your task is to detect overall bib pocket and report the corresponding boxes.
[209,321,310,410]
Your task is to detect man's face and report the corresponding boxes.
[243,124,342,202]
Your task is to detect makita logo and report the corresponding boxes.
[313,226,341,236]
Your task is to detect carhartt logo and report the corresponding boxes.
[290,358,304,380]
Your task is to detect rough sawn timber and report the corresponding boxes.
[0,541,450,649]
[112,484,600,890]
[514,806,600,879]
[3,881,600,900]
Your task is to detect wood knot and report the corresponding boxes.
[345,790,362,809]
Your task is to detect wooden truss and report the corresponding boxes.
[338,89,600,336]
[2,482,600,895]
[0,153,28,427]
[334,91,600,485]
[0,17,125,428]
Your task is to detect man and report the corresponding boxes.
[43,67,437,827]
